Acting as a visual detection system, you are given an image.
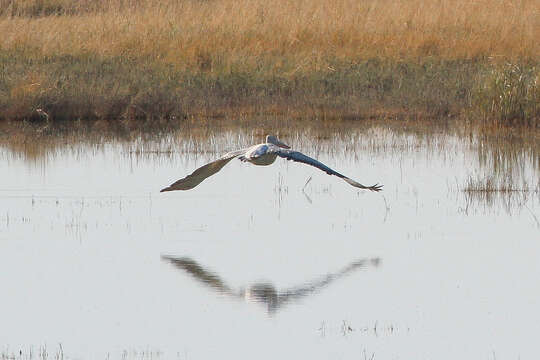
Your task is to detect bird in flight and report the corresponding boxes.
[160,135,383,192]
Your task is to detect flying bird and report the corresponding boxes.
[160,135,382,192]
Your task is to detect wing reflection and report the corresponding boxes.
[161,255,380,315]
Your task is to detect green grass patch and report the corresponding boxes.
[0,48,538,126]
[472,63,539,127]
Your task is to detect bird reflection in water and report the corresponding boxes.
[161,255,380,315]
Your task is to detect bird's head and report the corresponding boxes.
[266,135,291,149]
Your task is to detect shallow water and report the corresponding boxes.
[1,121,539,359]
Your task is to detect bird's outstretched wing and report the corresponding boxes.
[272,149,383,191]
[160,149,246,192]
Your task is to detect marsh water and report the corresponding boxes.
[1,120,539,359]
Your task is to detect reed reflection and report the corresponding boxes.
[161,255,380,315]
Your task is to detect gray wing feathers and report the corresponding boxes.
[273,149,383,192]
[160,149,246,192]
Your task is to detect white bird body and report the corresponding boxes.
[240,143,282,165]
[160,135,382,192]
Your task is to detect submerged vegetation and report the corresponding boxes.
[463,174,539,195]
[462,173,540,215]
[0,0,538,125]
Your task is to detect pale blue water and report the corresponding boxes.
[1,125,539,359]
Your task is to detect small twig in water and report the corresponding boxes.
[363,349,375,360]
[317,321,326,337]
[302,176,312,191]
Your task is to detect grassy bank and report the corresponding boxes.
[0,0,538,125]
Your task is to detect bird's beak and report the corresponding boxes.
[276,140,291,149]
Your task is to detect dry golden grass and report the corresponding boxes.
[0,0,538,122]
[1,0,538,70]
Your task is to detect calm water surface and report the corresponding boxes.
[0,121,539,359]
